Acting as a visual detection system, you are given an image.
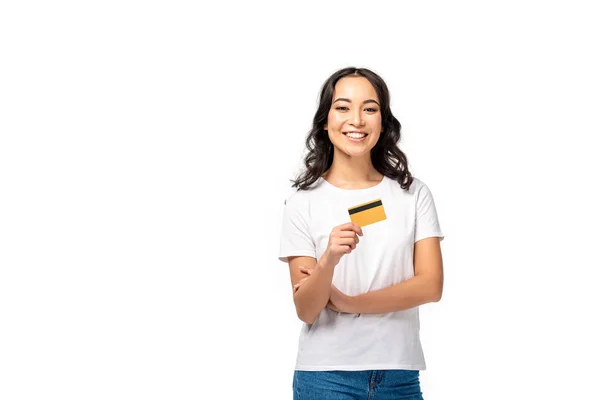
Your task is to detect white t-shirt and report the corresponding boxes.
[278,175,444,371]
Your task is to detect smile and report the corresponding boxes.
[343,132,368,142]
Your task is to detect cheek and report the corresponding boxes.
[368,132,381,145]
[370,115,382,127]
[326,110,333,125]
[370,119,382,136]
[327,112,344,129]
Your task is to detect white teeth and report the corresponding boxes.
[345,133,366,139]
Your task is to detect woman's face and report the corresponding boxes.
[325,76,382,159]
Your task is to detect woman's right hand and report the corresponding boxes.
[319,222,363,269]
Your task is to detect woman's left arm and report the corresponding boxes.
[329,237,444,314]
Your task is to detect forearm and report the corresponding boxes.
[348,275,442,314]
[293,259,335,324]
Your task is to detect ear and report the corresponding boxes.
[324,124,328,130]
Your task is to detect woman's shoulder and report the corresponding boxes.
[387,174,426,195]
[402,176,440,203]
[283,178,326,205]
[284,188,304,206]
[283,185,318,208]
[409,176,426,191]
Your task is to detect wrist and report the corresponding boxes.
[345,294,359,313]
[317,252,335,269]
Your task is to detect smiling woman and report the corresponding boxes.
[325,79,382,154]
[278,67,445,400]
[293,67,412,192]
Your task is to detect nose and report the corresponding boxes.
[350,108,364,127]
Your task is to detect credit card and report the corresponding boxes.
[348,198,387,227]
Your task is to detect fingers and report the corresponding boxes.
[293,277,309,292]
[334,237,359,250]
[324,223,363,266]
[335,222,363,236]
[326,301,340,313]
[328,242,357,256]
[294,266,314,292]
[336,231,360,243]
[329,233,359,252]
[299,266,313,275]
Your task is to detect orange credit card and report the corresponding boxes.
[348,198,387,227]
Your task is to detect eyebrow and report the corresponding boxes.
[333,97,380,106]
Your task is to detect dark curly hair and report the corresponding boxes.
[291,67,413,191]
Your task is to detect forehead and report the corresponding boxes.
[333,76,379,100]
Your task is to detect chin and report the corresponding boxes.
[342,148,372,158]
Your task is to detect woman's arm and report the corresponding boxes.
[328,237,444,314]
[287,222,363,323]
[288,254,336,324]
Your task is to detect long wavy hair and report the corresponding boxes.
[291,67,413,191]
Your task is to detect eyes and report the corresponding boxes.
[335,106,379,113]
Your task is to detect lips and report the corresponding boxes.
[343,131,368,140]
[343,132,368,142]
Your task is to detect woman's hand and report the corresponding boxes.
[293,266,313,292]
[327,285,354,313]
[319,222,363,269]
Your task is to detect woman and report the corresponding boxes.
[278,67,445,399]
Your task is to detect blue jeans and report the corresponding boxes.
[293,369,423,400]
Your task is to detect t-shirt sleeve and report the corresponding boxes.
[414,183,445,243]
[278,192,316,263]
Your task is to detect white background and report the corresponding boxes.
[1,1,599,399]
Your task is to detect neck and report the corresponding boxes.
[323,151,383,189]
